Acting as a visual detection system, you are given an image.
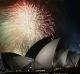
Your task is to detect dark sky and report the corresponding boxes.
[50,0,80,53]
[64,0,80,53]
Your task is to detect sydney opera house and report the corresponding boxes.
[0,0,80,73]
[0,38,80,73]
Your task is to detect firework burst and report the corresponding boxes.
[0,0,55,56]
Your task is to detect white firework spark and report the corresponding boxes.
[0,0,55,56]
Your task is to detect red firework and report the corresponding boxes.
[0,0,55,55]
[10,0,55,37]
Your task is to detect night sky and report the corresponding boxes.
[49,0,80,53]
[0,0,80,57]
[64,0,80,53]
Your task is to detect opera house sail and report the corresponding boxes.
[1,53,34,70]
[66,52,80,66]
[53,49,68,67]
[11,56,34,69]
[35,38,60,69]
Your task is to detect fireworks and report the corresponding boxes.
[0,0,55,56]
